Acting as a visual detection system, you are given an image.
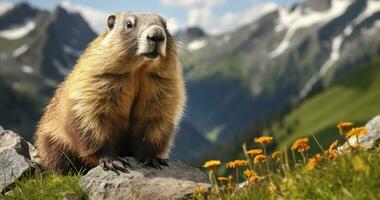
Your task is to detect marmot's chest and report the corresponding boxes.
[111,72,171,120]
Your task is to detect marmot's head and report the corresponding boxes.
[99,12,177,71]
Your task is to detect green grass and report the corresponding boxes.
[0,173,86,200]
[270,57,380,149]
[226,148,380,200]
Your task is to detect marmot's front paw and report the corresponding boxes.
[100,157,131,174]
[137,156,169,169]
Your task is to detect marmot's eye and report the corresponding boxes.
[126,21,133,28]
[107,15,116,30]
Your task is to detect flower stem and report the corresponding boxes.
[242,143,254,170]
[291,150,297,166]
[235,168,239,191]
[300,152,306,165]
[312,134,325,153]
[209,170,221,198]
[262,144,273,183]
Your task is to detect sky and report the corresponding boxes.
[2,0,301,34]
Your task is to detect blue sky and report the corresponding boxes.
[3,0,301,34]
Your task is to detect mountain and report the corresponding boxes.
[199,53,380,164]
[270,54,380,150]
[181,0,380,142]
[2,0,380,164]
[0,3,97,100]
[0,3,96,137]
[171,121,212,164]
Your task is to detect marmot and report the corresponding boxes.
[35,12,186,173]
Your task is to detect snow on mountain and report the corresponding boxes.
[53,59,70,76]
[12,44,29,57]
[300,0,380,98]
[63,45,82,57]
[300,33,345,98]
[21,65,34,74]
[188,39,208,51]
[0,20,35,40]
[270,0,352,58]
[354,0,380,25]
[60,1,108,33]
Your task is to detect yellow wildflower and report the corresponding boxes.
[345,127,367,138]
[271,151,281,160]
[254,154,267,165]
[203,160,221,169]
[291,138,310,153]
[226,160,248,168]
[305,154,322,171]
[247,149,263,156]
[254,136,273,145]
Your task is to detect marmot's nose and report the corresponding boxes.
[146,27,165,43]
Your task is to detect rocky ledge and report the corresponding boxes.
[338,115,380,152]
[80,159,211,200]
[0,126,40,192]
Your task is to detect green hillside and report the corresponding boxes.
[270,56,380,149]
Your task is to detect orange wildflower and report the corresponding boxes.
[243,169,261,184]
[243,169,256,178]
[271,151,281,160]
[345,127,367,138]
[305,154,322,171]
[217,176,231,182]
[329,140,339,151]
[254,136,273,145]
[291,138,310,153]
[337,121,353,130]
[226,160,248,168]
[247,149,263,156]
[254,154,267,165]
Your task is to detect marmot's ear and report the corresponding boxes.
[107,15,116,31]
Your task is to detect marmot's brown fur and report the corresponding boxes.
[35,12,186,173]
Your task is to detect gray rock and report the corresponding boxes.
[338,115,380,153]
[0,128,40,192]
[79,159,211,200]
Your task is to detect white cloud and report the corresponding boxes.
[209,12,237,34]
[239,2,278,26]
[0,1,13,16]
[60,1,109,33]
[161,0,226,7]
[166,17,180,34]
[161,0,279,35]
[209,2,278,34]
[160,0,227,34]
[187,7,212,27]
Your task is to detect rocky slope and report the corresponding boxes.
[0,3,96,135]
